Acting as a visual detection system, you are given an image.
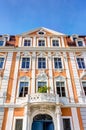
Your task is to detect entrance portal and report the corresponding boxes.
[32,114,54,130]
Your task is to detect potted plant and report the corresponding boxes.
[38,85,51,93]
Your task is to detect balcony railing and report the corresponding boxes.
[28,93,59,104]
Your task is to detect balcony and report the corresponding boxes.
[28,93,59,104]
[16,93,59,105]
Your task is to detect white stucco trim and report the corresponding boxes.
[13,116,24,130]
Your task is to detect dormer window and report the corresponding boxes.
[77,40,83,46]
[0,40,4,46]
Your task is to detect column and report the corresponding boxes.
[23,105,28,130]
[33,36,36,47]
[56,106,62,130]
[47,36,50,47]
[48,52,54,93]
[31,52,36,93]
[19,36,22,47]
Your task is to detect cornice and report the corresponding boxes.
[0,47,86,52]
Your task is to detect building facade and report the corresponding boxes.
[0,27,86,130]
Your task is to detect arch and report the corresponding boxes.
[30,109,56,130]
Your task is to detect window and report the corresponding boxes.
[56,81,66,97]
[78,41,83,46]
[77,58,85,69]
[63,118,71,130]
[82,81,86,95]
[52,40,59,46]
[38,40,45,46]
[19,81,29,97]
[38,81,47,92]
[0,41,4,46]
[15,119,23,130]
[21,57,30,69]
[54,58,62,69]
[38,31,45,35]
[0,57,4,69]
[24,39,31,46]
[38,58,46,69]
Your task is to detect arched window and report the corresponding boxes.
[18,76,30,97]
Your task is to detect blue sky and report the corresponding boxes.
[0,0,86,35]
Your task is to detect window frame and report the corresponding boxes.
[53,56,64,70]
[51,38,60,47]
[36,80,48,92]
[37,38,46,47]
[13,117,24,130]
[0,56,5,70]
[76,39,85,47]
[0,39,6,46]
[20,56,31,70]
[62,116,73,130]
[81,80,86,96]
[17,76,30,98]
[76,57,86,70]
[37,56,47,69]
[23,38,32,47]
[54,76,68,98]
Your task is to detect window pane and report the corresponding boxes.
[38,40,45,46]
[78,41,83,46]
[21,58,30,69]
[19,82,29,97]
[38,58,46,68]
[15,119,23,130]
[0,41,4,46]
[63,119,71,130]
[82,82,86,96]
[24,40,31,46]
[56,82,65,97]
[77,58,85,69]
[54,58,62,69]
[52,40,59,46]
[0,58,4,68]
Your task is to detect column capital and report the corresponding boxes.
[55,106,62,115]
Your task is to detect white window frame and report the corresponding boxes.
[53,56,64,70]
[36,79,48,92]
[76,38,85,47]
[51,37,60,47]
[13,117,24,130]
[62,116,73,130]
[37,56,47,69]
[55,77,68,97]
[20,56,31,70]
[0,39,6,46]
[22,37,32,46]
[37,38,46,47]
[17,76,30,98]
[76,57,86,70]
[0,56,5,70]
[81,80,86,96]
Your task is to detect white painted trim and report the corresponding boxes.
[62,116,74,130]
[22,37,32,47]
[17,76,30,98]
[71,108,80,130]
[53,56,64,70]
[13,116,24,130]
[20,56,31,70]
[37,56,47,69]
[76,38,85,47]
[0,38,6,46]
[51,37,60,47]
[37,37,46,47]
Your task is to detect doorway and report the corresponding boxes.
[32,114,54,130]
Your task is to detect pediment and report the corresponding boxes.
[20,27,65,36]
[37,71,48,80]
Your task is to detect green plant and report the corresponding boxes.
[38,86,51,93]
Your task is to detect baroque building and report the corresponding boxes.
[0,27,86,130]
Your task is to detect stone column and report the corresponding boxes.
[48,52,54,93]
[23,105,28,130]
[56,106,62,130]
[31,52,36,93]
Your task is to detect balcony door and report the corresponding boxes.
[32,114,54,130]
